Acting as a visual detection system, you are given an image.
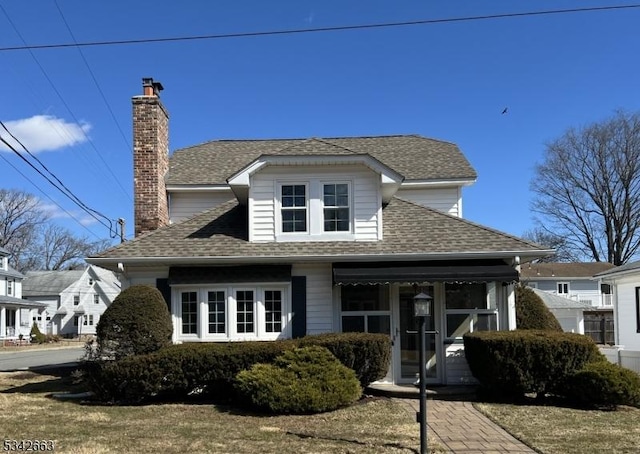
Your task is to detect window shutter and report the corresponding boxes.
[291,276,307,338]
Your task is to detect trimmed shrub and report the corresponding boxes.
[30,324,46,344]
[561,361,640,409]
[96,285,172,360]
[297,332,391,387]
[515,285,563,331]
[464,330,603,398]
[234,346,362,414]
[84,340,296,403]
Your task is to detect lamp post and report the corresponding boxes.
[413,292,432,454]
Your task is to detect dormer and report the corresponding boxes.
[227,144,403,242]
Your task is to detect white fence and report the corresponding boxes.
[599,346,640,375]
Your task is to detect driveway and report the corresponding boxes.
[0,347,84,371]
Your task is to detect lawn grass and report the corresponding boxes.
[476,400,640,454]
[0,371,438,454]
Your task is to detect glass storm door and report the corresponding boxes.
[398,286,439,383]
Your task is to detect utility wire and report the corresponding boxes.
[0,151,103,240]
[0,4,638,52]
[53,0,132,155]
[0,3,132,203]
[0,125,116,235]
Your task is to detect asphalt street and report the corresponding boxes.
[0,347,84,371]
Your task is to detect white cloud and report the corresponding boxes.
[0,115,91,153]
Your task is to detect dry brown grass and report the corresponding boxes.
[0,371,439,454]
[476,401,640,454]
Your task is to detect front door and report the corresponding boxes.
[395,285,441,384]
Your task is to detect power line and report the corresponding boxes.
[0,152,102,240]
[0,4,638,52]
[0,122,117,236]
[0,3,132,203]
[53,0,132,155]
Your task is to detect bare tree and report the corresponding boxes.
[0,188,113,271]
[521,228,577,263]
[531,111,640,265]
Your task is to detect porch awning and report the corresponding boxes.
[333,260,519,285]
[168,265,292,285]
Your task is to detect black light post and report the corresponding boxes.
[413,292,432,454]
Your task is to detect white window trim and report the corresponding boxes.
[557,282,570,295]
[173,284,290,342]
[275,179,354,241]
[444,283,499,340]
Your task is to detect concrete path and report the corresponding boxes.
[395,398,536,453]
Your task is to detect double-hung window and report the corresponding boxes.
[323,183,350,232]
[281,184,307,233]
[207,290,226,334]
[181,291,198,335]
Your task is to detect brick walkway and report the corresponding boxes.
[395,398,536,453]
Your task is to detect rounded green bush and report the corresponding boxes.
[562,361,640,409]
[515,285,563,331]
[234,346,362,414]
[96,285,172,360]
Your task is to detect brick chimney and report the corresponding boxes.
[133,77,169,237]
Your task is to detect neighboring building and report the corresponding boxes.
[87,78,551,386]
[521,262,616,343]
[595,262,640,351]
[22,265,121,337]
[0,246,46,342]
[531,288,592,334]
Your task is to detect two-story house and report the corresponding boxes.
[87,78,551,386]
[0,246,46,342]
[521,262,616,343]
[22,265,121,338]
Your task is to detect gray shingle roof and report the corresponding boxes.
[521,262,615,279]
[594,259,640,278]
[22,270,85,296]
[90,197,548,264]
[532,288,593,309]
[167,135,477,186]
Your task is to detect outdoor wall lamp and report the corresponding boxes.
[413,291,432,454]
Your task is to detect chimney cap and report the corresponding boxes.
[142,77,164,96]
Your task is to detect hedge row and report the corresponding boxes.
[463,330,603,398]
[84,332,390,404]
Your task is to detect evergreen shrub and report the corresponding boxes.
[463,330,603,398]
[95,285,172,360]
[30,324,46,344]
[561,361,640,409]
[234,346,362,414]
[515,285,563,331]
[297,332,391,387]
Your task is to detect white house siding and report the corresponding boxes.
[250,165,381,242]
[292,263,333,335]
[169,191,235,223]
[395,186,461,217]
[609,276,640,350]
[528,279,603,307]
[444,344,477,385]
[551,308,585,334]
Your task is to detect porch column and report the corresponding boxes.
[0,307,5,337]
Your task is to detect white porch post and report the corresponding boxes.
[506,283,517,330]
[0,307,5,337]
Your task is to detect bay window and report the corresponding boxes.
[177,286,288,340]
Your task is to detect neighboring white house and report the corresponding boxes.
[594,262,640,351]
[0,246,47,342]
[22,265,121,337]
[521,262,616,344]
[87,78,551,386]
[531,288,592,334]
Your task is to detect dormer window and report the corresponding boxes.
[281,184,307,233]
[323,183,350,232]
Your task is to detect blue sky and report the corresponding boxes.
[1,1,639,245]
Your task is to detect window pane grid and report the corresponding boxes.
[181,292,198,334]
[264,290,282,333]
[236,291,254,333]
[323,183,349,232]
[207,291,226,334]
[281,185,307,232]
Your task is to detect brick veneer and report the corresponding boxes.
[132,89,169,237]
